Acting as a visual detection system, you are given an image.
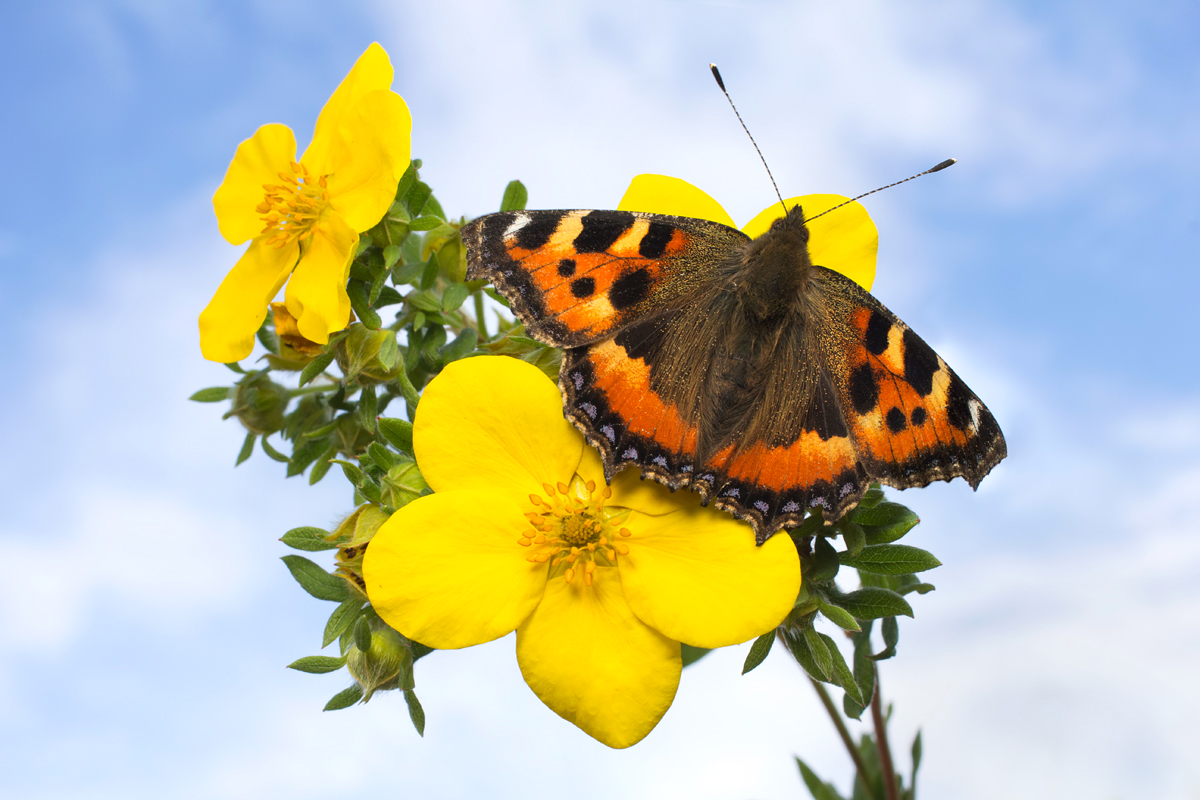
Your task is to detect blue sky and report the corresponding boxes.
[1,1,1198,798]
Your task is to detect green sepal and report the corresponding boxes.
[323,684,363,711]
[441,282,470,312]
[281,555,351,602]
[795,758,845,800]
[260,436,290,463]
[358,385,377,433]
[680,644,711,667]
[833,587,913,619]
[742,631,775,674]
[815,594,862,632]
[839,544,941,575]
[394,162,417,203]
[404,181,432,217]
[236,432,256,466]
[382,244,402,269]
[189,387,230,402]
[353,615,372,653]
[378,417,414,454]
[298,352,335,387]
[287,655,346,674]
[500,180,528,211]
[280,526,337,552]
[224,362,246,374]
[404,689,426,736]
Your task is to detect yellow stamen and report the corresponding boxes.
[619,529,632,537]
[565,568,575,583]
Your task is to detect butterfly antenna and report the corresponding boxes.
[710,63,786,213]
[802,159,958,224]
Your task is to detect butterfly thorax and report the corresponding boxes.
[734,205,813,321]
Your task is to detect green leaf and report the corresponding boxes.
[440,329,477,364]
[835,588,913,620]
[419,253,440,290]
[408,215,444,231]
[849,628,875,719]
[358,385,377,433]
[189,386,230,402]
[236,432,256,466]
[406,290,442,313]
[742,631,775,674]
[261,436,290,463]
[366,442,395,471]
[308,443,337,485]
[298,352,336,387]
[819,632,864,707]
[855,503,920,546]
[375,285,404,307]
[857,483,884,510]
[795,758,846,800]
[382,244,403,270]
[257,322,279,355]
[323,684,363,711]
[287,655,346,674]
[900,582,936,596]
[347,281,382,330]
[441,282,471,312]
[395,162,417,201]
[353,616,372,653]
[809,535,840,581]
[500,180,528,211]
[280,526,336,552]
[378,417,414,454]
[404,689,426,736]
[281,555,351,602]
[333,459,365,487]
[404,179,432,217]
[791,512,825,541]
[680,644,711,667]
[224,361,246,373]
[839,544,941,576]
[911,729,923,782]
[816,594,861,632]
[782,630,826,682]
[803,627,833,680]
[839,521,867,556]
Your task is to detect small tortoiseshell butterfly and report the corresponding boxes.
[462,196,1006,544]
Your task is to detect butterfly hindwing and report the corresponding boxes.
[462,210,748,347]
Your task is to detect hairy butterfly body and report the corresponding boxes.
[462,204,1006,543]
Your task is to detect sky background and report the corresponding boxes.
[1,0,1198,798]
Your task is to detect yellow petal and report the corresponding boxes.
[212,124,297,245]
[741,195,878,290]
[617,174,737,228]
[322,89,413,232]
[282,211,356,344]
[198,237,298,362]
[415,356,584,497]
[363,489,546,650]
[618,507,800,649]
[516,567,680,748]
[302,43,396,176]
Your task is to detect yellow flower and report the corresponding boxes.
[199,43,412,363]
[617,173,879,290]
[363,356,800,748]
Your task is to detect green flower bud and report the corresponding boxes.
[332,413,374,457]
[346,625,414,701]
[230,371,287,435]
[380,457,429,509]
[335,323,401,386]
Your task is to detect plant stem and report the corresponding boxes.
[806,671,871,792]
[473,291,488,340]
[286,382,338,398]
[870,667,900,800]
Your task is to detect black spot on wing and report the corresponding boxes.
[557,258,576,277]
[570,277,596,298]
[911,406,927,426]
[514,215,559,250]
[849,364,879,416]
[639,222,674,258]
[945,371,974,431]
[902,328,939,397]
[609,268,653,310]
[574,212,634,253]
[886,406,907,433]
[864,311,891,356]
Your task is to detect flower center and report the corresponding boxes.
[519,479,633,586]
[257,161,331,248]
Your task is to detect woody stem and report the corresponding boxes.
[808,675,872,793]
[870,667,900,800]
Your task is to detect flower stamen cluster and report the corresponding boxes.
[521,480,633,584]
[257,161,331,248]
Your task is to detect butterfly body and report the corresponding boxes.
[463,205,1005,543]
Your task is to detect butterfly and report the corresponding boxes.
[461,202,1006,544]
